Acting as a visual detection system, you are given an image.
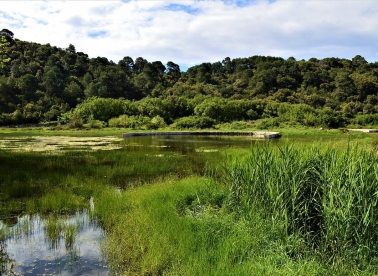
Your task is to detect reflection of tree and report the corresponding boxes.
[0,240,16,275]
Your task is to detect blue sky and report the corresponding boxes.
[1,0,378,71]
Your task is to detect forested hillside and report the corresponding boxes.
[1,29,378,129]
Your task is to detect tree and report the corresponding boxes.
[17,74,38,101]
[352,55,368,68]
[63,79,84,107]
[151,61,166,76]
[0,29,14,39]
[118,56,134,76]
[0,35,11,72]
[166,61,180,79]
[134,57,147,74]
[66,44,76,54]
[42,66,65,96]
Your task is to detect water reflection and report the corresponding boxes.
[0,210,108,275]
[121,135,271,155]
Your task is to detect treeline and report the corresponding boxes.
[1,29,378,128]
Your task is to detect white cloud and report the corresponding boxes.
[1,0,378,69]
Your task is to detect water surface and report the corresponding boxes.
[1,209,107,275]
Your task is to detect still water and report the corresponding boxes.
[120,135,271,155]
[1,209,107,275]
[0,134,272,275]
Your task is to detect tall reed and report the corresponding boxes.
[224,144,378,266]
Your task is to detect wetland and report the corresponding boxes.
[1,129,378,275]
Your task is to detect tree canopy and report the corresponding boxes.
[1,29,378,128]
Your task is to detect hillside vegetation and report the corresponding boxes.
[1,29,378,129]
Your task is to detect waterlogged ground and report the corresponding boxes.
[0,136,123,152]
[0,209,108,275]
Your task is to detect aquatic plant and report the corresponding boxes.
[45,215,63,249]
[224,144,378,267]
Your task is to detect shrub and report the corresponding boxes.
[67,113,83,128]
[84,115,105,129]
[150,115,166,130]
[255,118,280,129]
[108,115,152,130]
[172,116,216,129]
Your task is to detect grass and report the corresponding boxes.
[97,176,330,275]
[45,215,64,249]
[0,146,209,219]
[223,143,378,273]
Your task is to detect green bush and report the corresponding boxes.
[217,121,249,130]
[351,114,378,127]
[150,115,166,129]
[255,118,280,129]
[84,115,105,129]
[67,113,84,128]
[172,116,216,129]
[72,97,137,123]
[108,115,152,129]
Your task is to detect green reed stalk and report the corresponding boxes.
[224,143,378,267]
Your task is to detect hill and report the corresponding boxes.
[1,29,378,128]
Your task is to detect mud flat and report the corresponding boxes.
[123,131,281,139]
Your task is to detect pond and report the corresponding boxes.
[1,134,273,275]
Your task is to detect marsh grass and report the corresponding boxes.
[224,143,378,270]
[63,222,79,250]
[45,215,63,249]
[97,177,329,275]
[0,145,208,220]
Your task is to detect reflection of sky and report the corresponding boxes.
[1,211,109,275]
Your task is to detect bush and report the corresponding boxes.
[351,114,378,127]
[84,115,105,129]
[217,121,249,130]
[172,116,216,129]
[108,115,152,130]
[72,97,137,123]
[67,113,84,128]
[150,115,166,130]
[255,118,280,129]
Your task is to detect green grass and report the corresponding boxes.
[223,143,378,273]
[97,177,331,275]
[0,146,209,218]
[45,215,64,249]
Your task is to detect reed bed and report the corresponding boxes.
[224,143,378,269]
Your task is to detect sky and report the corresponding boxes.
[1,0,378,71]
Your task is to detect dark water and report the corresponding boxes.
[119,135,274,155]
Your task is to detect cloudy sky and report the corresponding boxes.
[1,0,378,70]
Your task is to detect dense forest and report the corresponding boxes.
[1,29,378,129]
